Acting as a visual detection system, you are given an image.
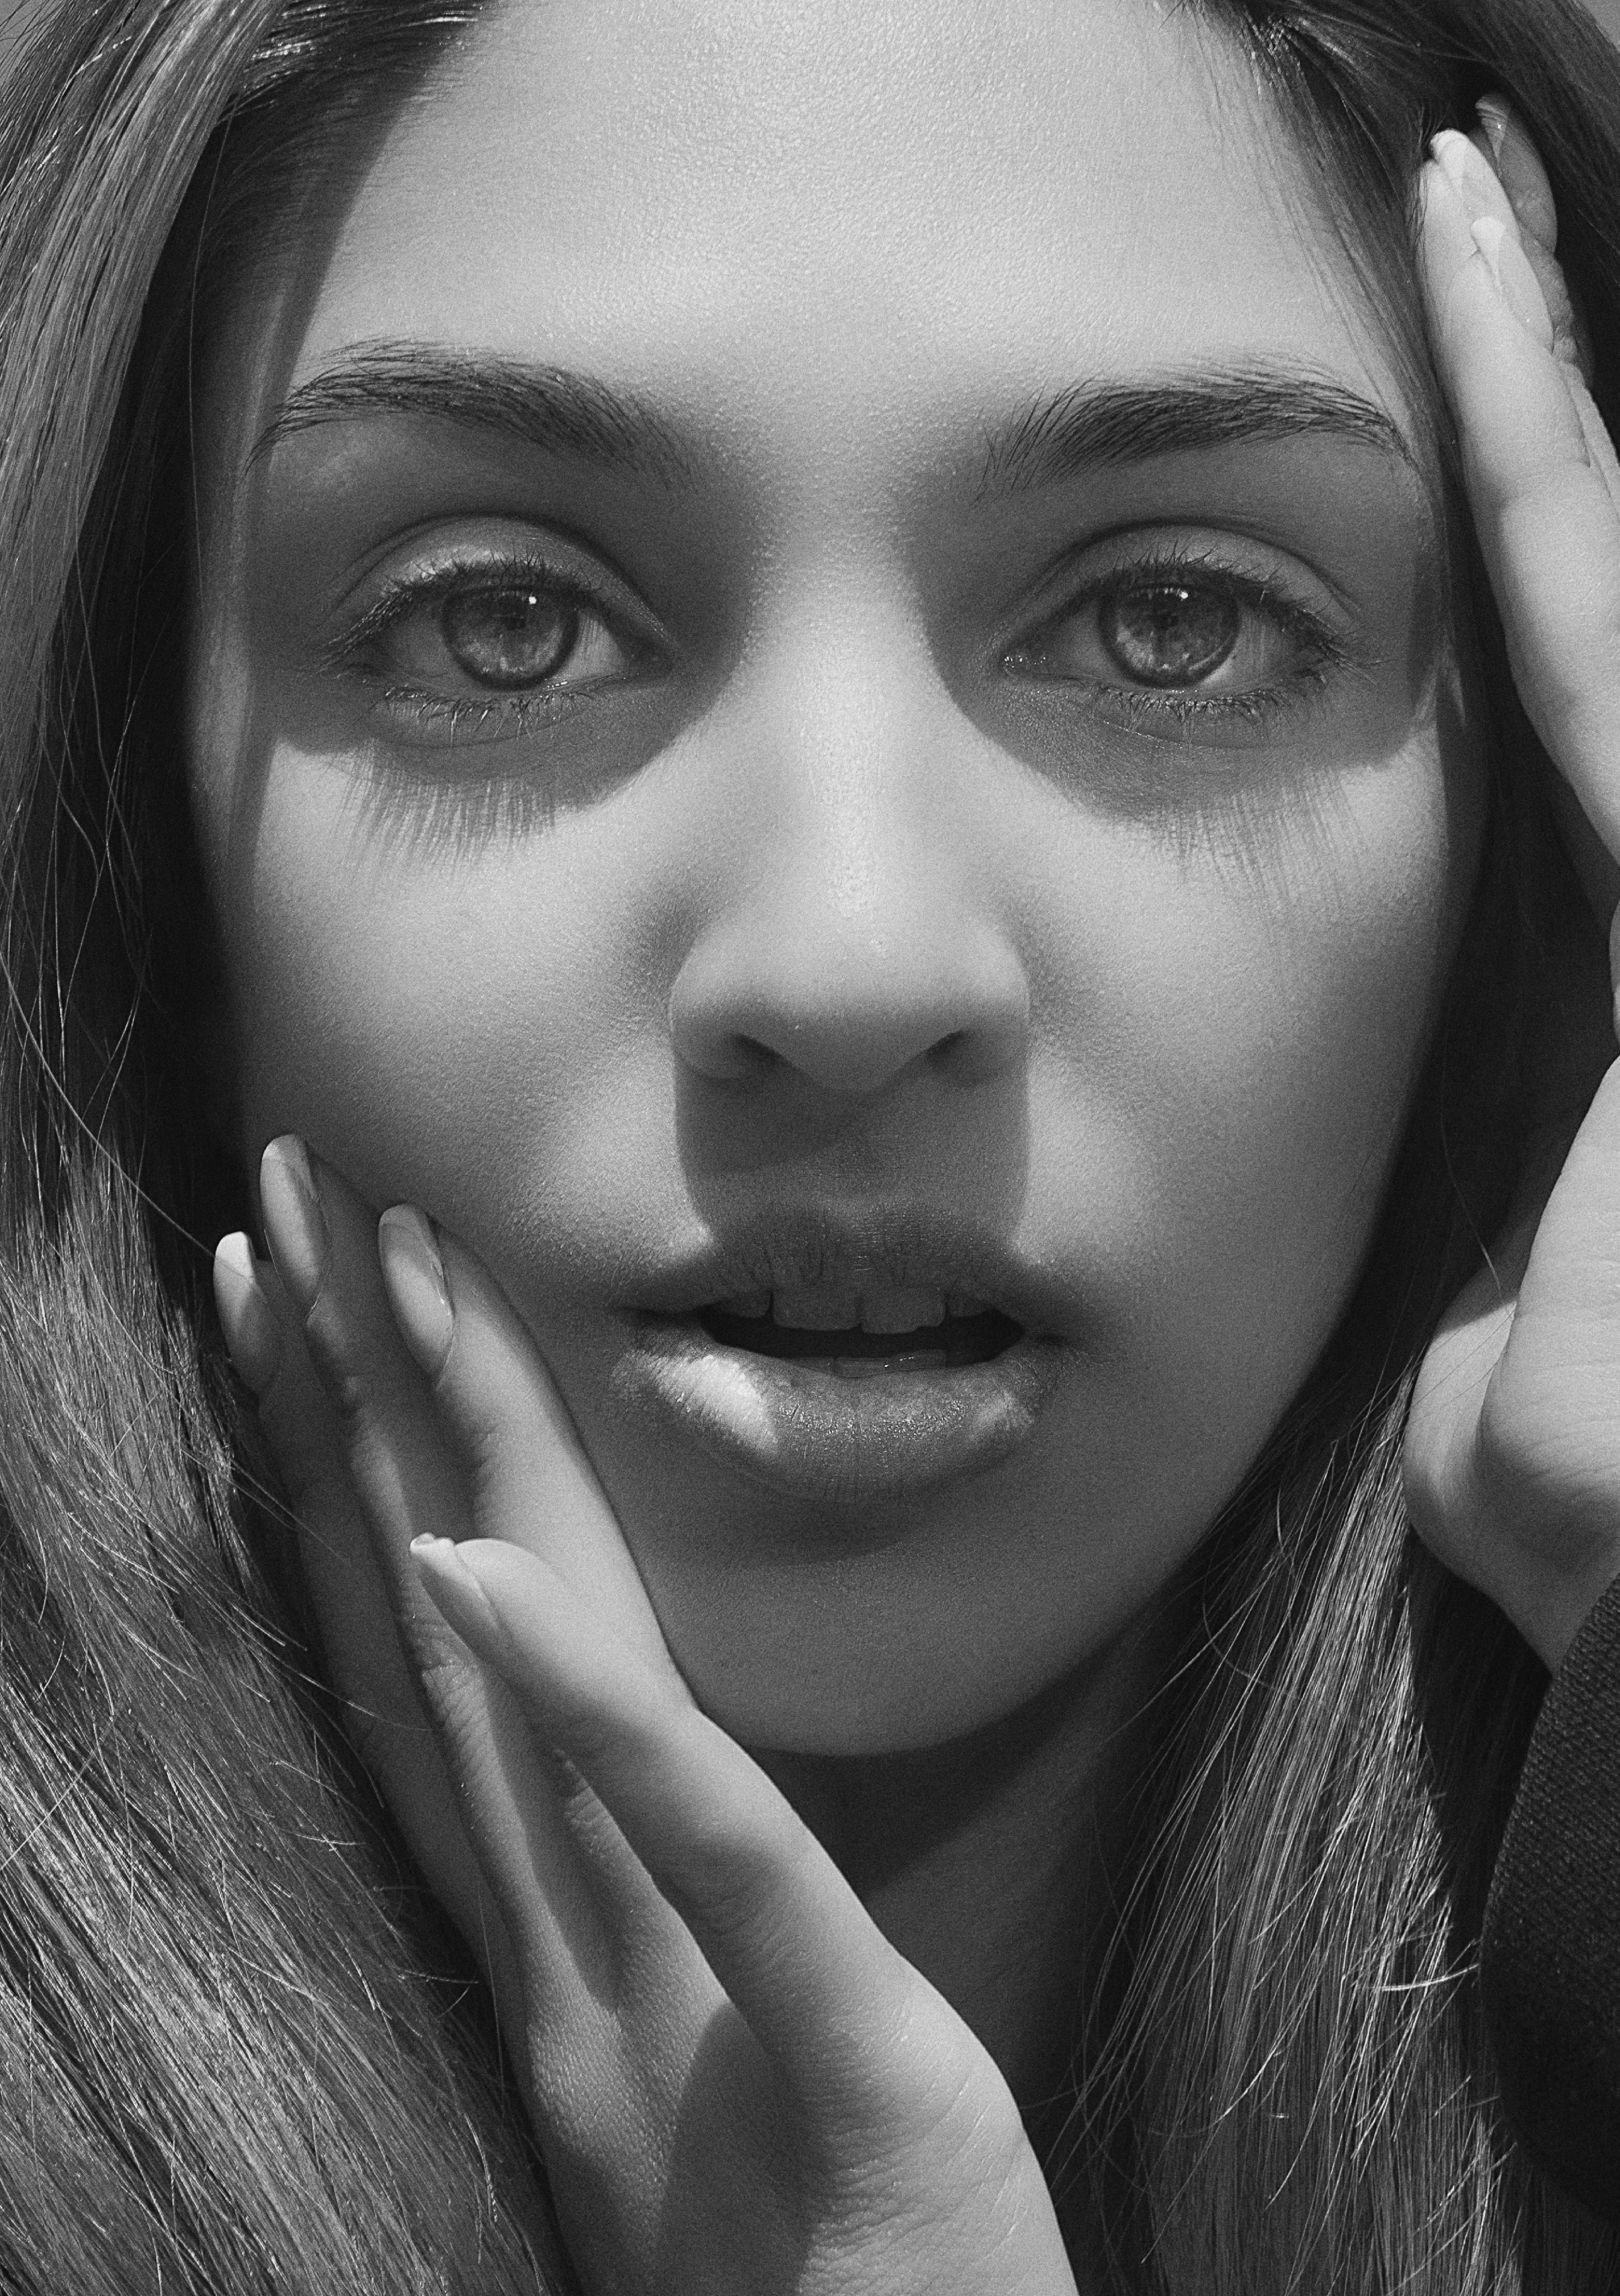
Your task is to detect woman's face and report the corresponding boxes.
[188,0,1477,1753]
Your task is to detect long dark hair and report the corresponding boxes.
[0,7,564,2289]
[0,0,1617,2287]
[1059,4,1620,2288]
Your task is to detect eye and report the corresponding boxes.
[327,526,670,748]
[1099,581,1241,687]
[440,584,583,689]
[1005,553,1340,713]
[369,574,642,702]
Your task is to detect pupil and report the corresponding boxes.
[441,587,577,689]
[1101,582,1239,687]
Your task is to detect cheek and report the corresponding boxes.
[190,725,1477,1753]
[204,732,1469,1401]
[1053,741,1472,1477]
[199,753,663,1239]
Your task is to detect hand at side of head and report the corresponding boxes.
[1408,101,1620,1671]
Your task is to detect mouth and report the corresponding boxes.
[695,1291,1024,1376]
[618,1220,1067,1507]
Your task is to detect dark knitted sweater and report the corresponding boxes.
[1482,1572,1620,2218]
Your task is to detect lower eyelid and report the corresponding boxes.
[373,681,588,748]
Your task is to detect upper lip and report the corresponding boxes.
[628,1207,1074,1337]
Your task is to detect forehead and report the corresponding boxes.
[268,0,1407,451]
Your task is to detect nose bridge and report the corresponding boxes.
[669,612,1029,1095]
[771,622,946,939]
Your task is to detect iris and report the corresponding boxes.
[442,585,578,688]
[1100,580,1240,686]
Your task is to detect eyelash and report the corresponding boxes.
[330,538,1352,753]
[1008,544,1353,728]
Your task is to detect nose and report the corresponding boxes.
[671,907,1029,1094]
[668,650,1030,1099]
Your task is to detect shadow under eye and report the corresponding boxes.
[343,673,693,855]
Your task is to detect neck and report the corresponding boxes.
[757,1616,1161,2112]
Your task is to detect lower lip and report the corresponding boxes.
[621,1317,1066,1503]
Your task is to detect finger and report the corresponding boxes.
[1408,1077,1620,1668]
[213,1230,282,1394]
[414,1533,929,2117]
[217,1228,410,1696]
[1421,142,1620,863]
[215,1227,541,2047]
[1474,98,1558,253]
[216,1225,379,1559]
[1473,96,1595,383]
[259,1141,471,1620]
[379,1203,673,1677]
[256,1141,617,2016]
[1405,1172,1546,1601]
[373,1202,768,2127]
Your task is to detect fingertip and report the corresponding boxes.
[379,1203,454,1378]
[1476,93,1560,253]
[1430,127,1472,181]
[214,1230,282,1394]
[1417,154,1480,293]
[412,1531,514,1660]
[214,1228,256,1286]
[259,1135,331,1311]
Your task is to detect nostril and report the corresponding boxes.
[728,1035,778,1081]
[669,921,1030,1095]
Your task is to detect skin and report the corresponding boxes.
[190,2,1620,2287]
[189,0,1472,2124]
[189,0,1468,1745]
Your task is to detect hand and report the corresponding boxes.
[1405,103,1620,1671]
[214,1140,1076,2296]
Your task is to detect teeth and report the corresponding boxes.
[714,1285,974,1333]
[859,1285,946,1335]
[772,1287,862,1330]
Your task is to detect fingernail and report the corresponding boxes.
[1475,95,1559,253]
[1476,98,1508,169]
[212,1231,281,1394]
[1433,129,1517,233]
[1472,214,1556,350]
[259,1136,330,1311]
[411,1534,506,1652]
[379,1204,454,1378]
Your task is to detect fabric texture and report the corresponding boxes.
[1481,1571,1620,2221]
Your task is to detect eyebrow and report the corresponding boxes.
[255,341,1411,495]
[252,338,698,488]
[977,368,1413,497]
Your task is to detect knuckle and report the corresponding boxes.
[413,1644,485,1743]
[299,1304,375,1424]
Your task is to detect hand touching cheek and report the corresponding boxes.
[215,1146,1079,2296]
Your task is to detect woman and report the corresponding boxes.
[3,0,1620,2285]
